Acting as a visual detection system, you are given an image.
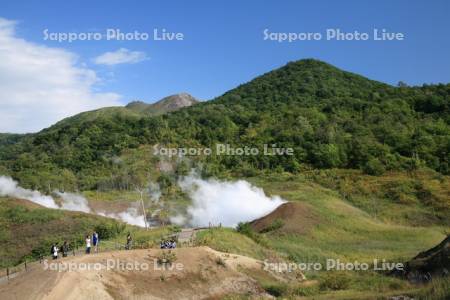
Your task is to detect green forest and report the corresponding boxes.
[0,59,448,190]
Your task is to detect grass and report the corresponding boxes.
[196,227,269,260]
[305,168,450,226]
[196,173,448,299]
[414,277,450,300]
[248,175,446,262]
[82,190,142,202]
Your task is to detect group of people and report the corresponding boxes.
[50,241,70,259]
[160,239,177,249]
[50,231,99,259]
[85,231,99,254]
[50,232,175,259]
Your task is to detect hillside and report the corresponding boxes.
[0,197,125,267]
[195,174,448,299]
[0,172,447,299]
[0,197,174,268]
[0,59,448,192]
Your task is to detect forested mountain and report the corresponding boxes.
[0,59,448,190]
[41,93,199,131]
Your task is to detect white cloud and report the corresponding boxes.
[93,48,148,66]
[0,18,122,133]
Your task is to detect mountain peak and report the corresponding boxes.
[153,93,199,110]
[125,93,198,115]
[216,58,390,105]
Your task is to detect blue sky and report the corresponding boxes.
[1,0,450,132]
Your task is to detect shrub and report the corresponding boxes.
[319,272,351,291]
[94,221,124,240]
[157,250,177,265]
[169,225,182,233]
[363,158,386,176]
[236,222,268,246]
[236,222,253,235]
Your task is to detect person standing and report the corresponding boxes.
[92,231,99,253]
[62,241,69,257]
[125,233,132,250]
[52,243,59,260]
[85,235,91,254]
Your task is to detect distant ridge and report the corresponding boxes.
[126,93,199,115]
[45,93,199,129]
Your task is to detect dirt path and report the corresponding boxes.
[177,228,196,244]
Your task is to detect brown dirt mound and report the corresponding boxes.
[0,247,290,299]
[250,202,319,235]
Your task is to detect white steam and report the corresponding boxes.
[173,174,285,227]
[54,191,91,213]
[97,207,146,227]
[1,174,286,229]
[0,176,58,208]
[0,176,146,227]
[148,181,161,202]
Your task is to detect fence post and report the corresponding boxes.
[6,267,9,280]
[24,259,27,271]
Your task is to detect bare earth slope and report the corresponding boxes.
[0,246,291,299]
[250,202,319,235]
